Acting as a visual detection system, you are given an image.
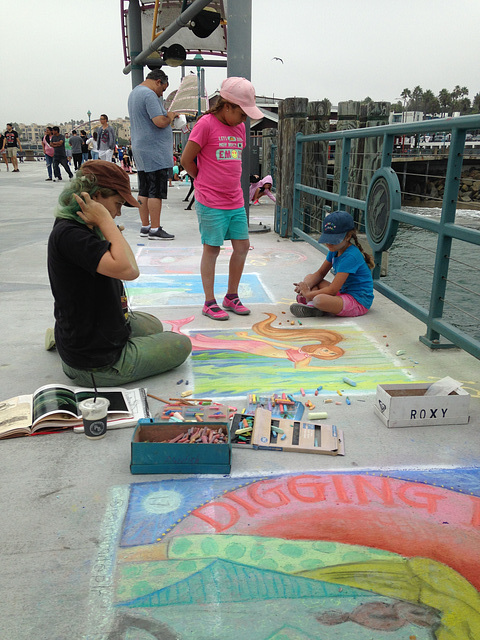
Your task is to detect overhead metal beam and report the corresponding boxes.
[141,58,228,68]
[123,0,213,75]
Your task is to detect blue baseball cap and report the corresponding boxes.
[318,210,355,244]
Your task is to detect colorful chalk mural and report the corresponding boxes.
[165,314,415,396]
[125,273,272,308]
[87,470,480,639]
[134,246,308,275]
[126,245,307,307]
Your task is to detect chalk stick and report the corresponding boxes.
[271,425,285,434]
[343,377,357,387]
[235,426,252,435]
[308,412,328,420]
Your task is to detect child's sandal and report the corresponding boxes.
[202,302,229,321]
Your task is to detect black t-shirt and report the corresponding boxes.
[80,135,89,153]
[51,134,66,158]
[47,219,131,369]
[4,130,19,147]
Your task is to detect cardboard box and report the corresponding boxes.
[130,419,231,474]
[374,383,470,428]
[251,407,345,456]
[229,413,255,449]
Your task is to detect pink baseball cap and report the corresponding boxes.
[220,77,263,120]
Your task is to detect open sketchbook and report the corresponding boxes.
[0,385,150,439]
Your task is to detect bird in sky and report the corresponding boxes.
[272,57,284,63]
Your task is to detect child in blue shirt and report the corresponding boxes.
[291,210,374,317]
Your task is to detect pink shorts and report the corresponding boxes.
[336,293,369,317]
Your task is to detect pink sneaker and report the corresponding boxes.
[222,296,251,315]
[296,294,307,304]
[202,302,229,321]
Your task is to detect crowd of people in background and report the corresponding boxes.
[38,115,137,182]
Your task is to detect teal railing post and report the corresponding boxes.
[381,132,394,167]
[292,132,303,240]
[337,137,352,210]
[419,126,466,349]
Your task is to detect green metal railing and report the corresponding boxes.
[291,114,480,359]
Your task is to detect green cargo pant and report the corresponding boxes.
[61,311,192,387]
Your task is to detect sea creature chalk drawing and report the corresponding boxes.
[166,314,414,396]
[87,470,480,639]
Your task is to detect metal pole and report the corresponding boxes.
[227,0,268,231]
[124,0,213,75]
[127,0,144,88]
[197,66,202,116]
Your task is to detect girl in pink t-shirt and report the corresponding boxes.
[181,77,263,321]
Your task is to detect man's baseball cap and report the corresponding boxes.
[220,77,263,120]
[81,160,139,208]
[318,210,355,244]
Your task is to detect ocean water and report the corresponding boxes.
[384,206,480,342]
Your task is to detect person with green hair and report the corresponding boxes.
[46,160,191,387]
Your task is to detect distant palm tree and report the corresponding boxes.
[400,88,411,114]
[411,86,423,111]
[421,90,440,116]
[472,93,480,113]
[438,88,452,115]
[451,85,469,114]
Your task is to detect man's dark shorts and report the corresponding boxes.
[138,168,169,199]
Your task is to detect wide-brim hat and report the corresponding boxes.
[220,77,263,120]
[81,160,139,208]
[318,210,355,244]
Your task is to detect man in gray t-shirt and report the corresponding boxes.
[69,130,83,170]
[96,114,116,163]
[128,68,177,240]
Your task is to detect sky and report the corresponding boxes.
[1,0,479,126]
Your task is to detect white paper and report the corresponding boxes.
[424,376,462,397]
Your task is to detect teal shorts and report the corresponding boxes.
[196,200,249,246]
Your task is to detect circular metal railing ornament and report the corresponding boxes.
[365,167,401,252]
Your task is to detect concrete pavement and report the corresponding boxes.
[0,161,479,640]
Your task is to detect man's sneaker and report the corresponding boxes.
[202,302,229,321]
[222,296,251,315]
[290,303,324,318]
[148,227,175,240]
[140,225,151,237]
[45,178,53,181]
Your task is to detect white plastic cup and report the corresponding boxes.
[79,397,110,439]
